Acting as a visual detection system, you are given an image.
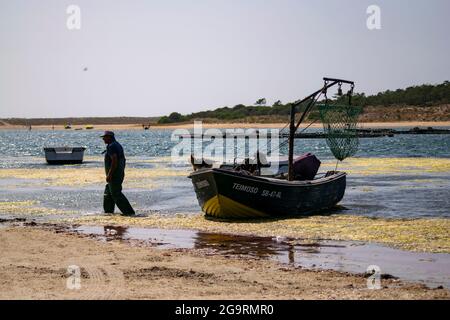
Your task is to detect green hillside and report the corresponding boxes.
[158,81,450,124]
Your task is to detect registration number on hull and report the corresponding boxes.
[233,183,281,199]
[196,180,210,189]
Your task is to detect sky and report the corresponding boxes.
[0,0,449,118]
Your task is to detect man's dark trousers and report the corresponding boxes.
[103,173,135,215]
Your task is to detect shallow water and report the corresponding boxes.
[0,128,449,219]
[74,225,450,289]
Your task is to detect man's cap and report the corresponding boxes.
[100,130,115,137]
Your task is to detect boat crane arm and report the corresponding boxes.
[287,77,355,181]
[292,78,355,132]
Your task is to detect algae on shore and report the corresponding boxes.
[0,166,185,187]
[1,157,450,187]
[321,157,450,175]
[0,201,76,216]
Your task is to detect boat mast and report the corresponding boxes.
[288,104,296,181]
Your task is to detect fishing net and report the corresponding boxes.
[318,104,362,161]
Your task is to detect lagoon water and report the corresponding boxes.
[1,128,450,159]
[0,128,449,219]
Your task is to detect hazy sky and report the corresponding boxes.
[0,0,449,118]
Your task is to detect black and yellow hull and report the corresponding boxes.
[188,168,346,219]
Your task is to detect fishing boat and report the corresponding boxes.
[189,168,346,218]
[44,147,86,164]
[188,77,359,219]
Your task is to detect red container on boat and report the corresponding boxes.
[293,153,321,180]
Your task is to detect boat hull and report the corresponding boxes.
[44,147,86,165]
[189,168,346,219]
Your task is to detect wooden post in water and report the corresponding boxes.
[288,104,295,181]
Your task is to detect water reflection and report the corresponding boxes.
[104,225,128,239]
[72,224,450,289]
[194,232,290,259]
[193,232,348,265]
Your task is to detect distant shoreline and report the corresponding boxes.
[1,121,450,131]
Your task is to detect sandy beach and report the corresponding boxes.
[0,222,448,300]
[1,121,450,131]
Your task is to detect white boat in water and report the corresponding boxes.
[43,147,86,164]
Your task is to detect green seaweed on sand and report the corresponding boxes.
[0,201,76,216]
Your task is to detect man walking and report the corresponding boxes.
[101,131,135,216]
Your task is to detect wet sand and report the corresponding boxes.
[1,121,450,130]
[0,224,448,300]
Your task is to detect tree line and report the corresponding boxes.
[158,81,450,124]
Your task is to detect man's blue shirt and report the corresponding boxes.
[105,140,126,174]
